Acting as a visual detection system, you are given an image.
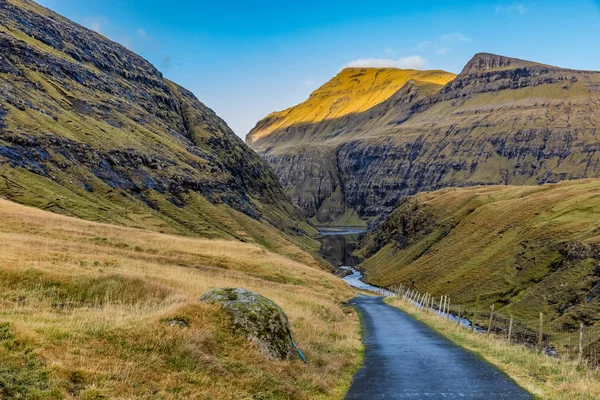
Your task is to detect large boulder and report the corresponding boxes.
[199,288,294,360]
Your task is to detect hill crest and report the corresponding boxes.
[246,66,457,144]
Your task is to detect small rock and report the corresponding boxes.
[199,288,294,360]
[165,318,188,328]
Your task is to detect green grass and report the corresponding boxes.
[360,179,600,325]
[0,322,62,399]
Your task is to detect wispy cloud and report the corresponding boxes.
[439,32,470,43]
[495,3,528,15]
[346,55,427,70]
[82,16,110,35]
[136,28,148,38]
[417,33,470,56]
[417,41,434,51]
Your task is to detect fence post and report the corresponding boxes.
[487,304,495,335]
[578,322,584,364]
[442,296,447,317]
[472,295,480,332]
[538,312,544,353]
[457,306,461,327]
[508,315,513,344]
[447,298,451,320]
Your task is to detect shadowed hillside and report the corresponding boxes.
[0,0,320,260]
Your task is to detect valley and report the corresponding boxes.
[2,0,600,398]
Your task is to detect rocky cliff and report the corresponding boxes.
[0,0,319,258]
[248,53,600,226]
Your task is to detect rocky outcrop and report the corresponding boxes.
[248,53,600,225]
[199,288,294,360]
[0,0,314,244]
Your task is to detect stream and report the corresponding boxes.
[317,227,393,295]
[317,227,480,330]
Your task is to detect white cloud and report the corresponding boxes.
[136,28,148,38]
[346,55,427,70]
[417,41,434,51]
[439,32,470,43]
[82,16,110,35]
[495,3,528,15]
[416,33,469,56]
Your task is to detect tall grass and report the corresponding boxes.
[0,199,361,399]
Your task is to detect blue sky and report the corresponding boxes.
[36,0,600,138]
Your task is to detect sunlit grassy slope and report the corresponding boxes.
[247,67,456,143]
[0,198,361,399]
[360,179,600,324]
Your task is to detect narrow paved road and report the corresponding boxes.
[346,296,533,399]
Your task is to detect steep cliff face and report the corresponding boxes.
[0,0,318,257]
[248,53,600,226]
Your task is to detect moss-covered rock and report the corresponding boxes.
[199,288,294,360]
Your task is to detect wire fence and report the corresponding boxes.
[382,284,600,367]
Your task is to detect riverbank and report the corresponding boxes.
[386,297,600,400]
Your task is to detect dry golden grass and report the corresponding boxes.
[0,199,361,399]
[387,297,600,400]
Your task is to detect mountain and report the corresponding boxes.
[247,53,600,226]
[247,67,456,145]
[0,0,320,260]
[358,179,600,325]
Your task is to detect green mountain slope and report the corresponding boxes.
[359,179,600,325]
[0,0,320,261]
[248,53,600,226]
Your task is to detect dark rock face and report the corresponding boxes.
[0,0,308,239]
[199,288,294,360]
[249,53,600,225]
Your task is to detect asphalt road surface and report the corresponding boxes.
[346,296,533,399]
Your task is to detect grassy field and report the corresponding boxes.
[0,198,361,399]
[386,297,600,400]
